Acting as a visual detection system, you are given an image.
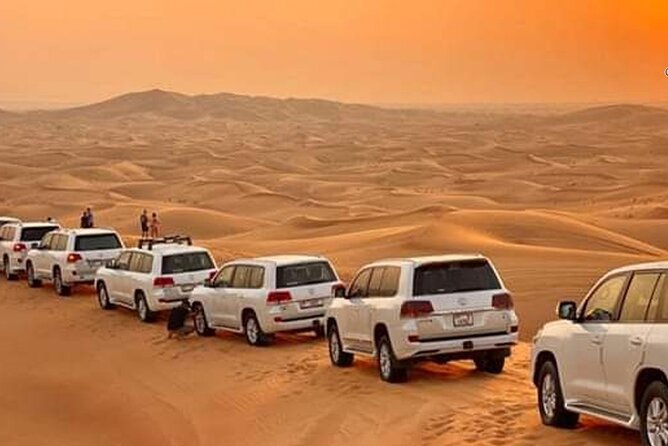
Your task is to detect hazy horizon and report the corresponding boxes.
[1,1,665,106]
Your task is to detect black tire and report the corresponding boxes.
[328,323,354,367]
[243,311,270,346]
[474,353,506,374]
[136,293,155,323]
[640,381,668,446]
[26,262,42,288]
[53,267,71,296]
[4,256,17,281]
[377,334,408,383]
[193,304,215,337]
[96,282,115,310]
[537,360,579,428]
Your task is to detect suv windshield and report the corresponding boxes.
[413,260,501,296]
[276,261,336,288]
[20,226,59,242]
[75,234,122,251]
[161,252,215,274]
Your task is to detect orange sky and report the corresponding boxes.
[0,0,665,105]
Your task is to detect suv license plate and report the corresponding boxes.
[453,312,474,327]
[300,298,324,309]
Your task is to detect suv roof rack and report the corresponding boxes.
[137,235,192,250]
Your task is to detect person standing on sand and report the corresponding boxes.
[139,209,149,238]
[149,212,161,238]
[80,211,89,228]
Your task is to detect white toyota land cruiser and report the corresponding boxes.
[190,255,344,346]
[532,261,668,446]
[94,236,217,322]
[25,228,124,296]
[326,254,519,382]
[0,222,60,280]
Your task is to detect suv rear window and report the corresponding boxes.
[161,252,215,274]
[276,261,336,288]
[413,260,501,296]
[20,226,59,242]
[75,234,122,251]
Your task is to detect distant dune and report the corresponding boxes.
[550,103,668,126]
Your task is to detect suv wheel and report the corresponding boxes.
[193,304,215,336]
[377,334,408,383]
[26,262,42,288]
[537,360,579,428]
[53,267,71,296]
[97,283,115,310]
[328,323,353,367]
[640,381,668,446]
[136,293,155,323]
[244,311,270,346]
[4,256,17,281]
[474,353,506,374]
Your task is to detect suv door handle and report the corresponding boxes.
[591,336,603,346]
[630,336,644,347]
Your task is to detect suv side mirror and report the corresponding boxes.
[204,278,212,287]
[557,301,578,321]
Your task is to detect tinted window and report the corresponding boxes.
[582,275,627,322]
[116,251,132,270]
[161,251,215,274]
[276,261,336,288]
[40,234,53,249]
[139,254,153,274]
[214,266,235,287]
[2,227,16,240]
[231,265,251,288]
[619,273,661,322]
[348,268,372,298]
[413,260,501,296]
[379,267,401,297]
[128,253,142,272]
[75,234,122,251]
[55,234,68,251]
[367,268,385,296]
[20,226,59,242]
[648,275,668,322]
[249,266,264,289]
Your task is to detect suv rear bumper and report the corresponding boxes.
[398,331,519,360]
[260,312,325,334]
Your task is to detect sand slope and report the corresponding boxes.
[0,91,666,445]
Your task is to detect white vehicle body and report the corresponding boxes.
[190,255,343,345]
[326,254,519,382]
[532,261,668,445]
[95,241,217,322]
[0,217,20,228]
[0,222,60,280]
[25,228,124,295]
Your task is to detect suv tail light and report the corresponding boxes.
[331,283,346,298]
[12,243,26,252]
[267,291,292,305]
[492,293,514,310]
[67,253,83,263]
[400,300,434,318]
[153,277,175,288]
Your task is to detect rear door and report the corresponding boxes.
[603,271,663,414]
[74,233,123,275]
[161,251,216,295]
[110,251,134,304]
[207,265,236,326]
[411,260,508,339]
[33,233,54,276]
[218,265,248,329]
[343,267,373,352]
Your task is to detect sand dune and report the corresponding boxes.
[0,91,666,446]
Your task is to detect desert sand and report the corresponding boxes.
[0,90,666,445]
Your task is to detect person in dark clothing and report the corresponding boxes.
[140,209,149,238]
[80,211,89,228]
[85,207,94,228]
[167,300,195,339]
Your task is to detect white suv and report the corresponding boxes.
[25,228,124,296]
[190,255,344,346]
[532,261,668,446]
[94,236,217,322]
[326,254,519,382]
[0,222,60,280]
